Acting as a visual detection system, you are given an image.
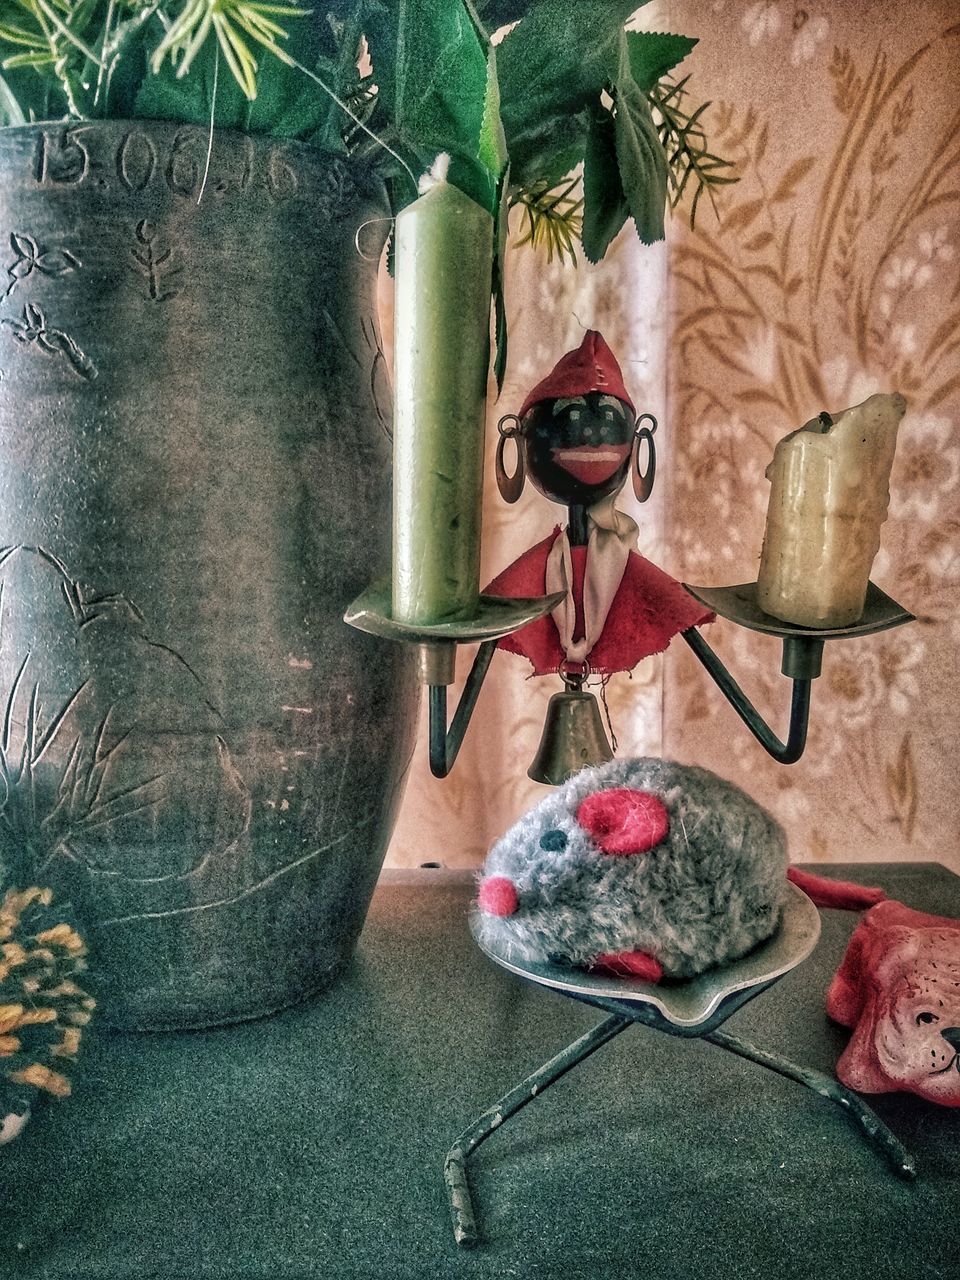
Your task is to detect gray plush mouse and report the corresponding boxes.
[474,757,793,982]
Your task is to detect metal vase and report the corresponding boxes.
[0,121,417,1029]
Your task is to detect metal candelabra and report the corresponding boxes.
[345,576,913,776]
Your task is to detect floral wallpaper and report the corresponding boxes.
[663,0,960,873]
[386,1,960,874]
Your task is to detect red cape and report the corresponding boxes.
[485,529,714,676]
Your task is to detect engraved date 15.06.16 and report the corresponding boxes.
[33,126,299,204]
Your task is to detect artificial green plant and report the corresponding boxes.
[0,1,733,261]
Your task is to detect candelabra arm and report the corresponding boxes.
[345,584,566,780]
[680,627,821,764]
[427,640,498,778]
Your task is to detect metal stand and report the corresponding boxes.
[444,975,916,1249]
[445,1014,631,1248]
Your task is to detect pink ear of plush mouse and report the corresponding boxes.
[826,900,960,1105]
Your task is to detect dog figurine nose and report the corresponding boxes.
[941,1026,960,1049]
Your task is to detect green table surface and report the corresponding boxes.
[3,863,959,1280]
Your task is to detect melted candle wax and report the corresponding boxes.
[756,392,906,628]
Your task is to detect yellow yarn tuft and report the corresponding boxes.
[2,887,49,921]
[1,882,94,1112]
[35,925,86,954]
[51,1027,82,1058]
[0,1003,24,1033]
[10,1063,71,1098]
[16,1007,56,1027]
[45,980,82,999]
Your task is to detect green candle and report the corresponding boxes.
[392,157,494,625]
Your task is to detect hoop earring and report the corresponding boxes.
[632,413,657,503]
[496,415,526,504]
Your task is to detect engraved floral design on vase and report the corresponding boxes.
[2,231,80,303]
[0,228,86,383]
[0,546,252,923]
[1,302,96,380]
[128,220,181,302]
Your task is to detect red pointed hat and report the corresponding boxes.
[518,330,635,419]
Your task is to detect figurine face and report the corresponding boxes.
[838,924,960,1104]
[523,392,634,505]
[828,902,960,1105]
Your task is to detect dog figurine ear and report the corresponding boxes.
[496,414,525,503]
[632,413,657,503]
[832,985,895,1094]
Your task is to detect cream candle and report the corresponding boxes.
[756,392,906,628]
[392,156,495,625]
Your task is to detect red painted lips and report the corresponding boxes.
[551,443,631,486]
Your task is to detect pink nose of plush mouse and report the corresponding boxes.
[478,876,519,917]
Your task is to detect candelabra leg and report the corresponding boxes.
[443,1014,631,1248]
[681,627,819,764]
[427,639,497,778]
[703,1028,917,1179]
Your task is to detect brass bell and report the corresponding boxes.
[528,685,614,786]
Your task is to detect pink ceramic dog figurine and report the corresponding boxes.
[827,900,960,1105]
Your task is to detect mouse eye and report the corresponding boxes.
[539,828,567,853]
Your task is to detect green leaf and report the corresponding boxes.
[471,0,532,30]
[495,0,639,191]
[625,31,697,91]
[134,37,251,134]
[0,57,62,121]
[394,2,486,150]
[502,109,589,189]
[0,70,26,126]
[612,75,668,244]
[290,5,371,154]
[492,163,510,393]
[365,0,501,210]
[581,105,628,263]
[493,276,507,392]
[498,0,638,123]
[2,52,55,69]
[444,152,497,213]
[478,42,507,178]
[362,1,400,111]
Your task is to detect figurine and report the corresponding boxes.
[487,330,713,679]
[474,757,885,982]
[827,899,960,1105]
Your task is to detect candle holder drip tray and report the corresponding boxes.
[684,580,914,642]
